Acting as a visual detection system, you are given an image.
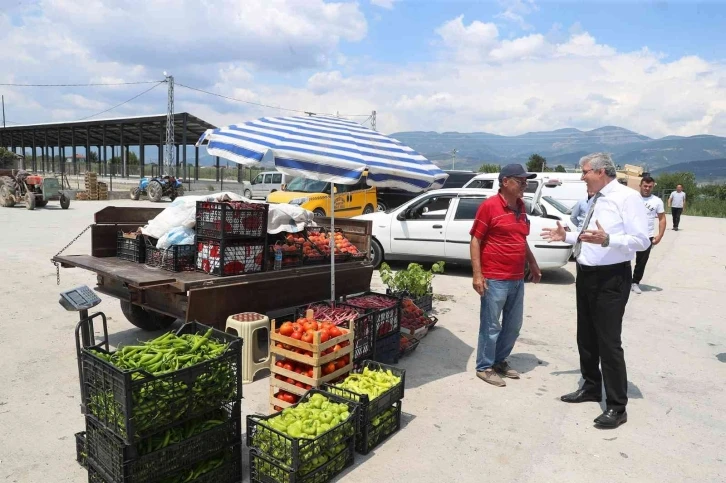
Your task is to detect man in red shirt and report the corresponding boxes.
[470,164,542,387]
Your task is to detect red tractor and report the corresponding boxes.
[0,169,71,210]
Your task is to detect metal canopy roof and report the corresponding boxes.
[0,113,216,148]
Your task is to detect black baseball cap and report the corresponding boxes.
[499,164,536,181]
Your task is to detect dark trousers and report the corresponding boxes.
[671,207,683,228]
[576,262,631,412]
[632,237,654,284]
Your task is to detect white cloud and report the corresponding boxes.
[371,0,397,9]
[1,4,725,141]
[495,0,539,30]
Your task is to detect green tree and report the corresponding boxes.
[478,163,501,173]
[527,153,548,172]
[654,171,698,199]
[88,151,99,163]
[554,165,566,173]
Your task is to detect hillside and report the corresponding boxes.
[652,158,726,182]
[391,127,726,177]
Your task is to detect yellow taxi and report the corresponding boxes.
[267,173,377,217]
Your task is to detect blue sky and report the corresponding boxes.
[1,0,725,138]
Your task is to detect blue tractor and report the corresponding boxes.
[130,176,184,202]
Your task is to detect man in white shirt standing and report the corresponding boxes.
[668,185,686,231]
[542,153,650,428]
[632,175,666,294]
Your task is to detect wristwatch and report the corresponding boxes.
[601,234,610,247]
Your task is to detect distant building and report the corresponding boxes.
[65,153,86,163]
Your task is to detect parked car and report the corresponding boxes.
[267,172,377,217]
[354,187,573,272]
[376,170,478,212]
[247,171,297,199]
[464,172,588,210]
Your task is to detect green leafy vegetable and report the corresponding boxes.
[379,261,445,297]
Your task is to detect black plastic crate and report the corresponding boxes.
[387,289,433,314]
[196,200,268,239]
[76,431,87,468]
[249,436,354,483]
[247,389,358,471]
[373,330,400,365]
[339,292,401,338]
[85,404,241,483]
[88,442,241,483]
[144,238,196,272]
[268,243,303,270]
[399,333,421,357]
[196,237,266,276]
[297,302,374,363]
[357,400,401,455]
[78,322,242,445]
[116,232,145,263]
[321,360,405,448]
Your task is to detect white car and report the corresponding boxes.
[354,187,573,272]
[531,194,577,233]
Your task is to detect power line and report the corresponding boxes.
[176,82,372,119]
[76,81,164,121]
[0,80,163,87]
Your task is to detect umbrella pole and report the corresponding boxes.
[330,182,336,303]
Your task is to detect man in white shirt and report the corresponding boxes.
[632,176,666,294]
[541,153,650,429]
[668,185,686,231]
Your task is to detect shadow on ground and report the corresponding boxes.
[399,326,474,390]
[509,352,550,374]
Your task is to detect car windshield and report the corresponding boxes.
[542,196,572,214]
[286,178,329,193]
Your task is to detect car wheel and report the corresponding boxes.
[377,201,387,212]
[129,187,140,200]
[313,208,326,217]
[244,189,252,199]
[362,204,375,215]
[370,238,384,268]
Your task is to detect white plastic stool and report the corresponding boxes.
[225,312,271,384]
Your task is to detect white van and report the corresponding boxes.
[248,171,296,200]
[463,172,587,209]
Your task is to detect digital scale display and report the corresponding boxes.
[59,285,102,311]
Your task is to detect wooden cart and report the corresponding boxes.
[53,206,374,330]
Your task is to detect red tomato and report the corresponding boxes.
[295,382,305,388]
[335,358,346,369]
[319,329,330,343]
[275,361,284,368]
[323,362,337,375]
[279,322,294,337]
[306,368,314,378]
[328,326,342,338]
[281,392,296,404]
[332,344,342,353]
[286,377,296,384]
[302,331,314,344]
[292,323,303,333]
[291,331,303,341]
[283,363,294,372]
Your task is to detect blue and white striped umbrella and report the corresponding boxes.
[196,115,447,192]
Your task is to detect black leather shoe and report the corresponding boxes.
[560,389,602,403]
[594,409,627,428]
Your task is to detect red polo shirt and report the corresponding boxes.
[469,193,530,280]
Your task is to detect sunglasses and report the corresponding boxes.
[506,178,528,186]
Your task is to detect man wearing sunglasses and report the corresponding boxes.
[470,164,542,388]
[541,153,650,428]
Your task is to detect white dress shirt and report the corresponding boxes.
[565,179,651,266]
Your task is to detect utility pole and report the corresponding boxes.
[371,110,376,131]
[2,95,5,128]
[164,73,175,177]
[451,148,458,170]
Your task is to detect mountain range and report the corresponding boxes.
[390,126,726,178]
